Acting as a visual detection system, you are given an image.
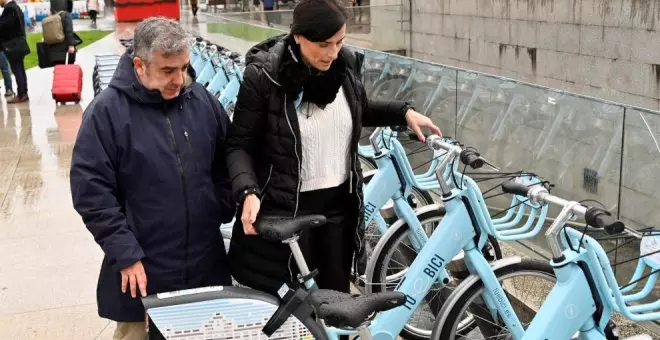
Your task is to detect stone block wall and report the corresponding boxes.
[401,0,660,111]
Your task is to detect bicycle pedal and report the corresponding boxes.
[622,335,652,340]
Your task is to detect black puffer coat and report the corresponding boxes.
[226,34,410,294]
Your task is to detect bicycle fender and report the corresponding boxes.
[365,203,445,294]
[431,256,523,336]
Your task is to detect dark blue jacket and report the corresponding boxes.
[70,52,234,322]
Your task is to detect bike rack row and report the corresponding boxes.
[92,37,246,121]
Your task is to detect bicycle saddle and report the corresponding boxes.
[256,215,327,241]
[309,290,406,328]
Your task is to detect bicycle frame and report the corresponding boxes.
[196,56,218,87]
[218,61,244,113]
[192,46,210,76]
[521,228,660,339]
[521,228,607,339]
[362,129,444,237]
[326,140,528,340]
[453,181,660,340]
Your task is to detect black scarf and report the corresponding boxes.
[278,35,347,111]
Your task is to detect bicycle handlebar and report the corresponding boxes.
[585,208,625,235]
[426,135,485,170]
[501,178,626,258]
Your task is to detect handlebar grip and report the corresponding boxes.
[460,150,484,169]
[195,37,203,42]
[501,180,532,197]
[391,125,407,132]
[585,208,625,235]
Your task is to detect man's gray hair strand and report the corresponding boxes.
[133,17,191,62]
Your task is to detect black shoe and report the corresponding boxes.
[7,95,28,104]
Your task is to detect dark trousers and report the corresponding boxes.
[89,10,98,22]
[0,52,12,91]
[297,181,354,293]
[264,6,274,25]
[8,57,27,97]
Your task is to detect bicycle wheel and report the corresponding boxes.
[367,210,503,340]
[431,259,556,340]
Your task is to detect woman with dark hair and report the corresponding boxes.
[226,0,441,295]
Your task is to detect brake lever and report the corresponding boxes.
[480,157,501,172]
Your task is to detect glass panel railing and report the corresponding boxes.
[360,49,458,172]
[454,70,624,216]
[203,5,405,50]
[621,108,660,231]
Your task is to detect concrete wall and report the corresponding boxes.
[403,0,660,111]
[367,1,411,53]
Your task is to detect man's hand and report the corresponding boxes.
[241,194,261,235]
[120,260,147,298]
[67,46,75,54]
[405,109,442,143]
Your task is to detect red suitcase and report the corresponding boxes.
[52,54,83,104]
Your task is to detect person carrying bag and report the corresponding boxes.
[0,0,30,103]
[38,8,82,68]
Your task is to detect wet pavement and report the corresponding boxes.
[0,36,119,340]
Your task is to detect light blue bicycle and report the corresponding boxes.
[431,178,658,340]
[354,127,503,290]
[141,135,551,340]
[364,135,555,338]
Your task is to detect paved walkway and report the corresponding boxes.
[0,30,123,340]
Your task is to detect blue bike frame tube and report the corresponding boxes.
[367,198,476,340]
[522,260,599,340]
[392,195,430,257]
[364,156,403,229]
[464,247,527,338]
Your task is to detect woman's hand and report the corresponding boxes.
[68,46,75,54]
[241,194,261,235]
[405,109,442,143]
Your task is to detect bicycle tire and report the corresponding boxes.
[431,259,556,340]
[367,210,503,339]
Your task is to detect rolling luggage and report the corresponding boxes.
[37,42,77,68]
[52,54,83,104]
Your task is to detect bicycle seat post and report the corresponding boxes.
[356,323,373,340]
[283,235,311,277]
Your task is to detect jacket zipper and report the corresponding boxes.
[285,93,301,284]
[262,69,301,217]
[353,138,363,255]
[283,93,302,218]
[166,114,191,284]
[183,128,200,173]
[346,75,364,255]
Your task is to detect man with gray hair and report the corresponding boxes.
[70,17,235,340]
